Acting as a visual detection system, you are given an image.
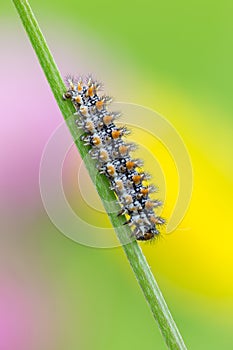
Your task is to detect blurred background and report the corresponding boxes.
[1,1,233,349]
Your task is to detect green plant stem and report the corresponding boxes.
[12,1,187,349]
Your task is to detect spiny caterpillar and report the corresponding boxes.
[63,76,165,241]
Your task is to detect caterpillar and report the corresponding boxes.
[63,76,165,241]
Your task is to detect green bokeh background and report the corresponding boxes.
[1,1,233,349]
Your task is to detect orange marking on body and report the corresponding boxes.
[119,145,128,155]
[124,195,133,204]
[115,180,124,192]
[145,201,154,210]
[96,100,104,110]
[112,130,121,139]
[80,106,88,116]
[103,115,113,125]
[75,95,82,103]
[87,86,94,97]
[77,82,82,92]
[107,165,115,176]
[93,136,101,146]
[126,161,135,170]
[132,175,142,185]
[100,150,109,162]
[85,121,94,132]
[140,188,149,196]
[149,216,158,224]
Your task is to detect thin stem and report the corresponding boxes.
[12,1,187,349]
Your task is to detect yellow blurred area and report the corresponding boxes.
[137,82,233,298]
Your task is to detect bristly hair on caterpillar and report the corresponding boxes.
[63,76,165,241]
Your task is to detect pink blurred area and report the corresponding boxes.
[0,34,61,211]
[0,28,65,350]
[0,276,55,350]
